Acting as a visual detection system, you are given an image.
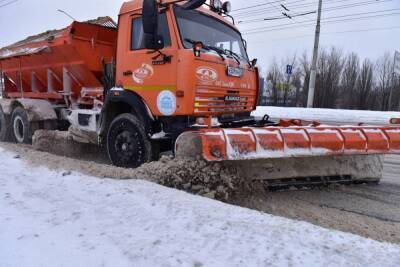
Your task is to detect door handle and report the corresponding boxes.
[123,70,132,76]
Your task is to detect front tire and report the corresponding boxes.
[107,113,152,168]
[11,107,33,144]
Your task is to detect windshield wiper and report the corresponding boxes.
[224,49,241,65]
[204,45,227,61]
[184,38,226,61]
[225,48,252,68]
[184,38,199,45]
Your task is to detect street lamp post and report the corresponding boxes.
[307,0,323,108]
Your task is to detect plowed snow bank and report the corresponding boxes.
[3,142,246,202]
[252,106,400,125]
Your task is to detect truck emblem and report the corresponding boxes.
[133,63,154,84]
[196,66,218,83]
[157,90,176,116]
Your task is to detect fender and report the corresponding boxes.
[0,98,57,121]
[0,98,12,115]
[99,88,156,140]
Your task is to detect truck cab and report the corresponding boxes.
[113,0,258,118]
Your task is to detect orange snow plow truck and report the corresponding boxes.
[0,0,400,187]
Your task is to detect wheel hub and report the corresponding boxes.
[115,130,138,163]
[13,116,24,143]
[121,143,129,151]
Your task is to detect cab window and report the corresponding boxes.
[131,13,171,50]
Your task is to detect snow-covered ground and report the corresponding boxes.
[253,106,400,126]
[1,147,400,267]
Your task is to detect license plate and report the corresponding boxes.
[224,95,241,102]
[227,66,243,77]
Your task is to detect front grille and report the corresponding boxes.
[194,86,256,114]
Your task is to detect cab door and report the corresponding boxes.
[117,10,179,116]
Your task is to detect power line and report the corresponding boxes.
[232,0,300,12]
[242,8,400,34]
[238,10,316,24]
[0,0,18,8]
[249,25,400,44]
[323,0,395,13]
[234,0,392,18]
[244,12,400,34]
[233,0,345,17]
[266,0,283,13]
[238,0,394,23]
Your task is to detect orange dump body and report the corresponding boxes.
[0,18,117,106]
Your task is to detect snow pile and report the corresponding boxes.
[0,46,50,59]
[253,106,400,126]
[33,129,245,202]
[136,156,246,201]
[1,147,400,266]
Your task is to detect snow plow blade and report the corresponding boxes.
[176,126,400,161]
[175,126,400,184]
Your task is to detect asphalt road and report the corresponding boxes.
[241,155,400,244]
[383,154,400,184]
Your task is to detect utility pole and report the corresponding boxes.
[306,0,322,108]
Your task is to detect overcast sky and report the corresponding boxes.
[0,0,399,73]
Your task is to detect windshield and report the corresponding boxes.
[174,6,248,61]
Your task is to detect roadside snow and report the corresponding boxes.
[1,147,399,267]
[253,106,400,126]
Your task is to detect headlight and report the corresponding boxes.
[211,0,223,12]
[222,1,231,14]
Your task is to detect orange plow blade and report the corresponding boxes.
[175,126,400,184]
[176,126,400,162]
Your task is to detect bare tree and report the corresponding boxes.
[263,48,399,111]
[375,53,393,111]
[292,70,303,107]
[299,51,311,107]
[354,59,375,109]
[266,60,282,106]
[394,75,400,111]
[340,53,359,108]
[314,47,344,108]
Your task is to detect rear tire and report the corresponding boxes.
[11,107,33,144]
[0,108,11,142]
[107,113,152,168]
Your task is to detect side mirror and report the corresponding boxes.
[142,0,164,50]
[251,58,257,68]
[144,34,164,50]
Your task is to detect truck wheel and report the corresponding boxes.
[0,108,11,142]
[107,113,152,168]
[11,107,33,144]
